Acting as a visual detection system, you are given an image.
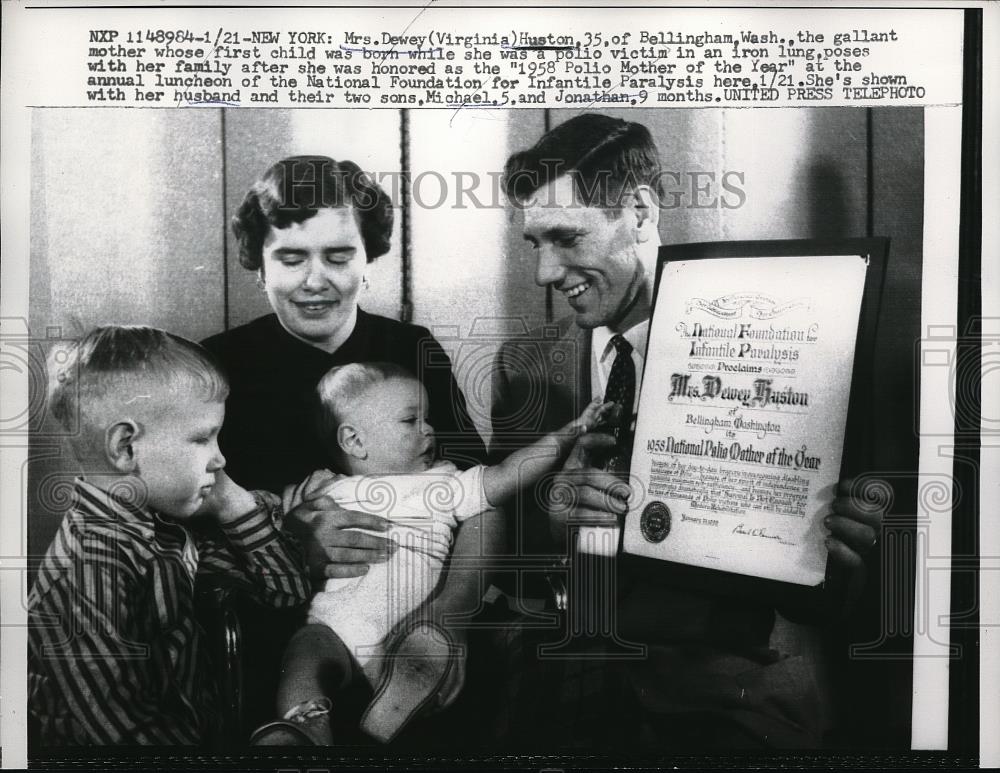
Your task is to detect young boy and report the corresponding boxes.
[27,326,310,746]
[252,362,615,745]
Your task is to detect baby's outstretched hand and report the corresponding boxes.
[573,397,620,435]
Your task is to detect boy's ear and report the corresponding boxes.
[338,423,367,461]
[631,185,660,243]
[106,419,141,473]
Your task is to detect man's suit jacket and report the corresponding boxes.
[489,313,824,748]
[490,314,593,560]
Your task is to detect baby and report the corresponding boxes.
[251,361,613,745]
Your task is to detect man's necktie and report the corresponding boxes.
[603,335,636,475]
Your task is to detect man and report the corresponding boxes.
[490,113,882,750]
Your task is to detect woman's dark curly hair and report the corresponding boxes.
[232,155,393,270]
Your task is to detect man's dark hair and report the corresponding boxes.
[503,113,663,210]
[232,155,393,270]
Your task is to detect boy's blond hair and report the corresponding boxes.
[48,325,228,458]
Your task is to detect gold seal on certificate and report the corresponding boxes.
[640,501,672,543]
[623,249,870,588]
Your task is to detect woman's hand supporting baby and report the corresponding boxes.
[282,469,397,583]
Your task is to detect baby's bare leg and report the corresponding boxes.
[252,624,352,745]
[277,623,353,712]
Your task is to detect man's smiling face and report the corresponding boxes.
[521,175,649,331]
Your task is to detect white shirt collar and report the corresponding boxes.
[590,318,651,407]
[593,319,650,364]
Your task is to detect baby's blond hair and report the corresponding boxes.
[314,361,416,460]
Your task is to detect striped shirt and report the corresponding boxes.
[28,478,309,745]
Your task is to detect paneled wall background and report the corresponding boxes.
[27,107,923,745]
[29,107,922,455]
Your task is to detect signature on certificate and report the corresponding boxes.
[731,523,793,545]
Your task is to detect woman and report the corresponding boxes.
[203,155,488,576]
[201,156,497,737]
[205,156,485,489]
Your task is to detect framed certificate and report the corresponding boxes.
[622,238,889,604]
